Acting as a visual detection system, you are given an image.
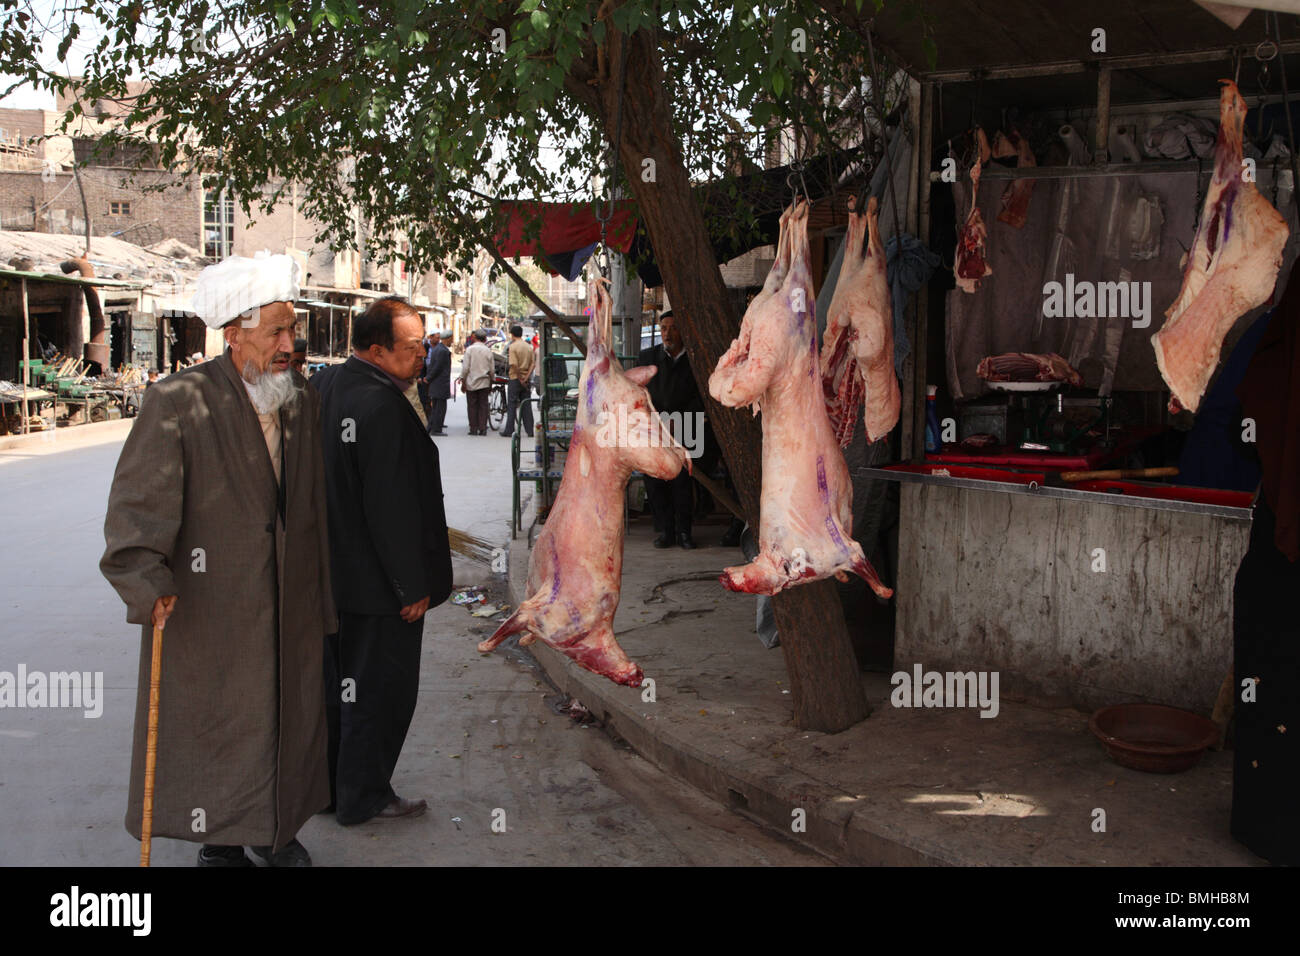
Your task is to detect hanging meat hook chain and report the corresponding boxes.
[1268,11,1300,224]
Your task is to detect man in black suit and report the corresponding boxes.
[311,297,453,825]
[636,310,712,549]
[424,330,452,436]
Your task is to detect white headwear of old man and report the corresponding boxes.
[191,250,300,329]
[193,252,301,413]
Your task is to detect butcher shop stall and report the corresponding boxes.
[864,2,1300,714]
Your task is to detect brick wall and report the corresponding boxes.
[0,166,201,248]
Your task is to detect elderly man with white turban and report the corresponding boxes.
[101,251,335,867]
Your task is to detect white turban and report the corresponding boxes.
[191,250,301,329]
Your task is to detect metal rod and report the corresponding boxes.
[923,42,1300,82]
[1271,11,1300,221]
[934,160,1242,181]
[910,80,934,463]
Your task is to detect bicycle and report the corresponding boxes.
[488,374,509,432]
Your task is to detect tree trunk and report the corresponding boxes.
[566,21,870,733]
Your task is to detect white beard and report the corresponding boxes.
[242,359,297,414]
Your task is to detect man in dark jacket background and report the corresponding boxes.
[635,310,718,549]
[311,297,453,825]
[423,330,452,436]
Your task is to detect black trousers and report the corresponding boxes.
[646,471,693,536]
[500,379,533,436]
[1231,499,1300,865]
[428,398,447,434]
[324,612,423,825]
[466,388,490,434]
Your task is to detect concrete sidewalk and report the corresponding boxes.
[505,511,1262,867]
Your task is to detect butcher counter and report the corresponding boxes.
[864,464,1253,714]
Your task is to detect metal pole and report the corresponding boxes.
[909,80,934,462]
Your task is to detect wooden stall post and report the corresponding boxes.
[20,278,29,435]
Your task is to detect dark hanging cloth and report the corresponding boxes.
[543,242,599,282]
[1178,309,1270,492]
[1230,258,1300,865]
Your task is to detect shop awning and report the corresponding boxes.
[490,149,861,288]
[494,200,638,280]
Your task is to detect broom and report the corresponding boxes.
[448,527,498,565]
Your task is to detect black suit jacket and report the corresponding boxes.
[635,344,704,415]
[312,356,453,615]
[425,343,452,399]
[636,344,721,474]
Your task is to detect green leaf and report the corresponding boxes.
[771,69,784,99]
[531,9,550,32]
[922,35,938,70]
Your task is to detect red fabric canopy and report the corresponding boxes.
[494,200,638,259]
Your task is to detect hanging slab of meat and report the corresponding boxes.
[977,351,1084,387]
[477,278,689,686]
[955,155,992,293]
[1153,79,1289,414]
[820,195,900,446]
[709,200,893,599]
[996,131,1037,229]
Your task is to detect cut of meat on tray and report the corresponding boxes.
[996,131,1037,229]
[955,148,992,293]
[1152,79,1289,414]
[477,277,689,686]
[820,195,900,447]
[977,352,1084,387]
[709,200,893,599]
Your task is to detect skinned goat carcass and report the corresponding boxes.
[955,151,992,293]
[709,200,893,599]
[477,278,689,686]
[1152,79,1289,414]
[821,195,900,446]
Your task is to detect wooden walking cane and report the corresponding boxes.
[140,623,164,867]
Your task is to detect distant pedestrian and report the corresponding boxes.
[500,324,535,438]
[459,331,494,436]
[424,330,451,436]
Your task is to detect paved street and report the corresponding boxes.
[0,378,823,866]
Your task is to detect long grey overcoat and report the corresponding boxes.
[101,350,336,851]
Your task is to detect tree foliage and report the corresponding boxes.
[4,0,928,280]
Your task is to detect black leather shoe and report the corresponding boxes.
[678,532,697,550]
[249,838,312,867]
[197,844,254,867]
[653,532,674,549]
